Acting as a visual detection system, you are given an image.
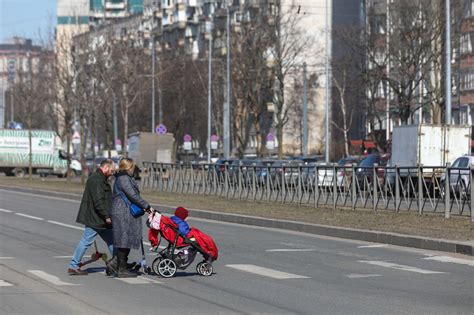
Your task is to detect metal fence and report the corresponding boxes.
[140,162,473,221]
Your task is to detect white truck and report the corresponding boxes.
[391,124,472,167]
[128,132,175,178]
[0,129,81,178]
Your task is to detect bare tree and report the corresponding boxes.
[11,50,53,179]
[109,36,147,157]
[270,0,312,158]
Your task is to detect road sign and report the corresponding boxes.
[183,134,192,142]
[266,133,275,150]
[183,141,192,151]
[115,139,122,151]
[211,134,219,150]
[72,131,80,145]
[155,124,167,135]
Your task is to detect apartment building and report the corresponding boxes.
[0,37,43,128]
[459,0,474,126]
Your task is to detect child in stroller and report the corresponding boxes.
[147,207,218,278]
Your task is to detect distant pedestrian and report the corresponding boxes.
[110,158,152,278]
[68,159,116,276]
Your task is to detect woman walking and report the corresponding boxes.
[110,158,152,278]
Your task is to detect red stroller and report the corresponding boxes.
[148,212,218,278]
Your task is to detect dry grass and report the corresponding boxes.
[2,177,472,241]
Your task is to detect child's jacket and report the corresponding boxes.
[171,215,190,236]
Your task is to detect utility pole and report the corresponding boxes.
[324,0,330,162]
[386,0,390,140]
[303,62,308,157]
[445,0,451,125]
[223,0,231,158]
[151,38,156,132]
[158,57,163,124]
[208,17,213,163]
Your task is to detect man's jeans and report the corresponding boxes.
[69,227,114,269]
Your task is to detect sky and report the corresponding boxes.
[0,0,56,43]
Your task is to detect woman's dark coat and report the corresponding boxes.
[110,171,150,249]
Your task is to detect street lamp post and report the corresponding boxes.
[151,38,156,132]
[445,0,451,125]
[223,0,231,158]
[208,18,213,163]
[303,62,308,157]
[324,0,330,163]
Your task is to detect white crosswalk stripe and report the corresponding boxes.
[358,261,446,274]
[423,256,474,267]
[0,280,14,287]
[346,274,381,279]
[226,264,309,279]
[28,270,81,286]
[115,276,162,284]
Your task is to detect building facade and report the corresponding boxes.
[0,37,43,128]
[459,0,474,126]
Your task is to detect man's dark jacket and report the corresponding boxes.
[76,170,111,230]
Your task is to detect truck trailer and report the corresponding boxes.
[0,129,81,178]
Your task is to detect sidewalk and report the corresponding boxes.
[1,177,472,255]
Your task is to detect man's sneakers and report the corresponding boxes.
[68,268,88,276]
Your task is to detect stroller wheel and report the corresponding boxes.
[196,261,213,277]
[155,258,177,278]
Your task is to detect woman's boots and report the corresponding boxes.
[117,248,137,278]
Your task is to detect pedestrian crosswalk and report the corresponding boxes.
[0,280,14,287]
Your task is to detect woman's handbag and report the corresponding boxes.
[116,184,145,218]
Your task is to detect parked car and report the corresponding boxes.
[355,154,390,189]
[440,154,474,197]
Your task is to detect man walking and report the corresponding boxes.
[68,159,116,275]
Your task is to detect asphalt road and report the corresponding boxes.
[0,188,473,315]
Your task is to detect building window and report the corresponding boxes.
[460,70,474,91]
[371,15,386,35]
[465,0,474,17]
[460,32,473,55]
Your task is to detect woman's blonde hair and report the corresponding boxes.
[119,158,135,175]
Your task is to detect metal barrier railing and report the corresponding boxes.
[140,161,473,220]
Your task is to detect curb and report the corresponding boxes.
[3,185,473,256]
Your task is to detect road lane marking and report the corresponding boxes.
[0,189,80,203]
[346,274,381,279]
[28,270,81,286]
[357,244,387,248]
[423,256,474,267]
[266,249,316,252]
[47,220,84,231]
[53,255,91,259]
[0,208,13,213]
[0,257,14,260]
[226,264,309,279]
[115,276,162,284]
[358,261,446,274]
[15,213,44,221]
[0,280,14,287]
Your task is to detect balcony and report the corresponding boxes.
[105,1,126,10]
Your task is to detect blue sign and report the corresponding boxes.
[155,124,167,135]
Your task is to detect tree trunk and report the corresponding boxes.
[28,129,33,181]
[79,122,87,185]
[123,103,129,158]
[91,112,96,174]
[66,132,72,183]
[277,123,283,159]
